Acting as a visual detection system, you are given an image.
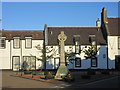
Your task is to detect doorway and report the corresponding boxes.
[115,55,120,70]
[12,56,20,71]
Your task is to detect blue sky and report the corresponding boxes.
[2,2,119,30]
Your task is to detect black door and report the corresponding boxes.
[115,55,120,70]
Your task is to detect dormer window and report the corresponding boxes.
[89,35,95,43]
[89,35,97,48]
[25,37,32,48]
[0,37,6,49]
[13,37,20,49]
[73,35,81,54]
[92,41,96,46]
[50,31,53,35]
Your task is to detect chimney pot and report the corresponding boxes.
[96,18,100,27]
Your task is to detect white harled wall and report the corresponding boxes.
[108,36,119,69]
[0,39,44,70]
[1,37,116,70]
[0,40,10,69]
[45,45,107,69]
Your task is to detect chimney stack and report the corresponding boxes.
[96,18,100,27]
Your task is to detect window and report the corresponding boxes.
[92,41,96,46]
[89,35,97,49]
[23,56,36,70]
[89,35,96,43]
[54,58,60,69]
[73,35,81,54]
[118,37,120,49]
[75,58,81,67]
[0,38,5,48]
[14,37,20,48]
[25,37,32,48]
[91,57,97,67]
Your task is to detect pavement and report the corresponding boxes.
[1,70,120,88]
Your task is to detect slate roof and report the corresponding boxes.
[46,26,107,45]
[0,30,44,40]
[107,17,120,36]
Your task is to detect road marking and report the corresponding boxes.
[54,84,71,88]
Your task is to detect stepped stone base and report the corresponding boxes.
[55,65,69,80]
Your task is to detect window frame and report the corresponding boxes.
[0,37,6,49]
[118,37,120,49]
[23,56,36,70]
[73,35,81,54]
[25,37,32,49]
[12,56,20,70]
[75,58,81,67]
[54,57,60,69]
[13,37,20,49]
[89,35,96,43]
[91,57,97,67]
[89,35,97,50]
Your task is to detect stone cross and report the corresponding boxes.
[58,31,67,65]
[55,31,69,79]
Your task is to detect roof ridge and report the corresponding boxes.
[0,30,43,32]
[107,17,120,18]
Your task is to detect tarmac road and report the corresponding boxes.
[1,71,57,88]
[1,71,120,88]
[65,75,120,88]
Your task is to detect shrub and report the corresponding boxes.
[45,72,54,79]
[63,74,75,82]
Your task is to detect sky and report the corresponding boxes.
[1,2,119,30]
[1,0,120,2]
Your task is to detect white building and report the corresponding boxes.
[101,8,120,70]
[0,30,44,71]
[44,25,108,70]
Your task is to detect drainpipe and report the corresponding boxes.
[10,40,12,70]
[107,43,109,69]
[20,40,22,71]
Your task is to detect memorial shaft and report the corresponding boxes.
[55,31,69,79]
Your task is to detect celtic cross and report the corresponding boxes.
[58,31,67,65]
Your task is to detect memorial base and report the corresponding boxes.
[55,64,69,80]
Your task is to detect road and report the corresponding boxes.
[1,71,120,88]
[1,71,57,88]
[65,75,120,88]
